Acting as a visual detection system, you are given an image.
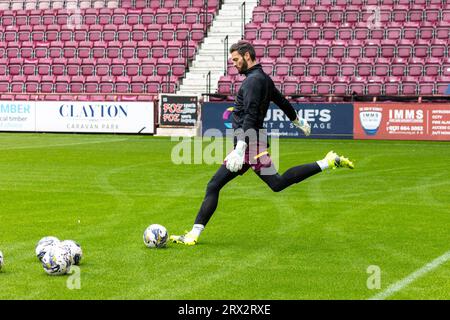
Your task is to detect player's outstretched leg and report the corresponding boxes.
[255,150,354,192]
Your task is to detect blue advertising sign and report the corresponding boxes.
[202,102,354,139]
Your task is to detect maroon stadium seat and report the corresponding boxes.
[384,76,401,95]
[347,40,363,59]
[85,75,100,93]
[130,75,146,93]
[290,23,307,41]
[274,57,290,77]
[95,58,111,77]
[298,6,312,23]
[356,58,373,77]
[0,76,10,92]
[391,57,407,77]
[402,76,419,95]
[282,6,298,24]
[380,39,396,59]
[217,75,233,96]
[442,58,450,77]
[252,7,266,24]
[436,76,450,94]
[282,76,298,96]
[367,76,384,96]
[307,58,323,77]
[349,76,366,96]
[22,58,37,76]
[430,39,446,58]
[341,58,357,77]
[323,58,340,77]
[418,76,435,95]
[330,40,346,59]
[298,76,315,95]
[267,6,282,24]
[291,57,307,77]
[332,76,349,95]
[141,58,157,77]
[267,40,283,58]
[315,40,331,59]
[408,58,425,77]
[316,76,333,95]
[373,58,390,77]
[282,40,298,58]
[298,40,314,58]
[274,22,290,41]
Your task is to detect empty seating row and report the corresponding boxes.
[257,0,447,8]
[0,24,207,42]
[0,40,198,59]
[0,7,216,26]
[0,0,120,10]
[0,57,189,77]
[0,0,218,10]
[252,4,450,24]
[227,56,450,78]
[245,21,450,41]
[0,74,179,94]
[244,58,450,77]
[218,74,450,96]
[247,38,449,59]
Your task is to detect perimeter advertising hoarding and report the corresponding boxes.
[354,103,450,141]
[0,100,154,134]
[159,94,199,127]
[0,101,36,131]
[202,102,354,139]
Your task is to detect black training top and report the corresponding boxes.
[232,64,298,143]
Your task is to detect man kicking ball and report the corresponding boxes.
[170,41,354,245]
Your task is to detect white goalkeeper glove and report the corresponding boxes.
[293,117,311,136]
[225,140,247,172]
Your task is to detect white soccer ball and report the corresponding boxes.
[60,240,83,265]
[143,224,168,248]
[35,236,60,261]
[0,251,3,271]
[41,244,72,276]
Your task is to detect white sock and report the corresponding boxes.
[190,224,205,237]
[316,159,329,171]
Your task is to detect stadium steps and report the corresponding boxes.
[176,0,257,97]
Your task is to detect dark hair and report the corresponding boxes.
[229,40,256,61]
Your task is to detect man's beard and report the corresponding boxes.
[238,59,248,74]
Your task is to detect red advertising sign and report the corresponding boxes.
[354,103,450,141]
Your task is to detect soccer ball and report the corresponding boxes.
[143,224,168,248]
[41,244,72,276]
[0,250,3,271]
[60,240,83,265]
[35,236,60,261]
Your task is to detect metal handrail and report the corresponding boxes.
[206,71,211,97]
[224,35,229,75]
[241,2,246,40]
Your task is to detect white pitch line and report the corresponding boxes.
[369,250,450,300]
[0,138,130,150]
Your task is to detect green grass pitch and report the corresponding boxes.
[0,133,449,299]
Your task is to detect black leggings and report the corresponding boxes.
[194,162,321,226]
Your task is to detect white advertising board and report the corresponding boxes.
[0,101,36,131]
[0,100,155,134]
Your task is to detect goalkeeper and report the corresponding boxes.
[170,41,354,245]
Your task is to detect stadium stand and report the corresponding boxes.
[217,0,450,101]
[0,0,221,101]
[0,0,449,102]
